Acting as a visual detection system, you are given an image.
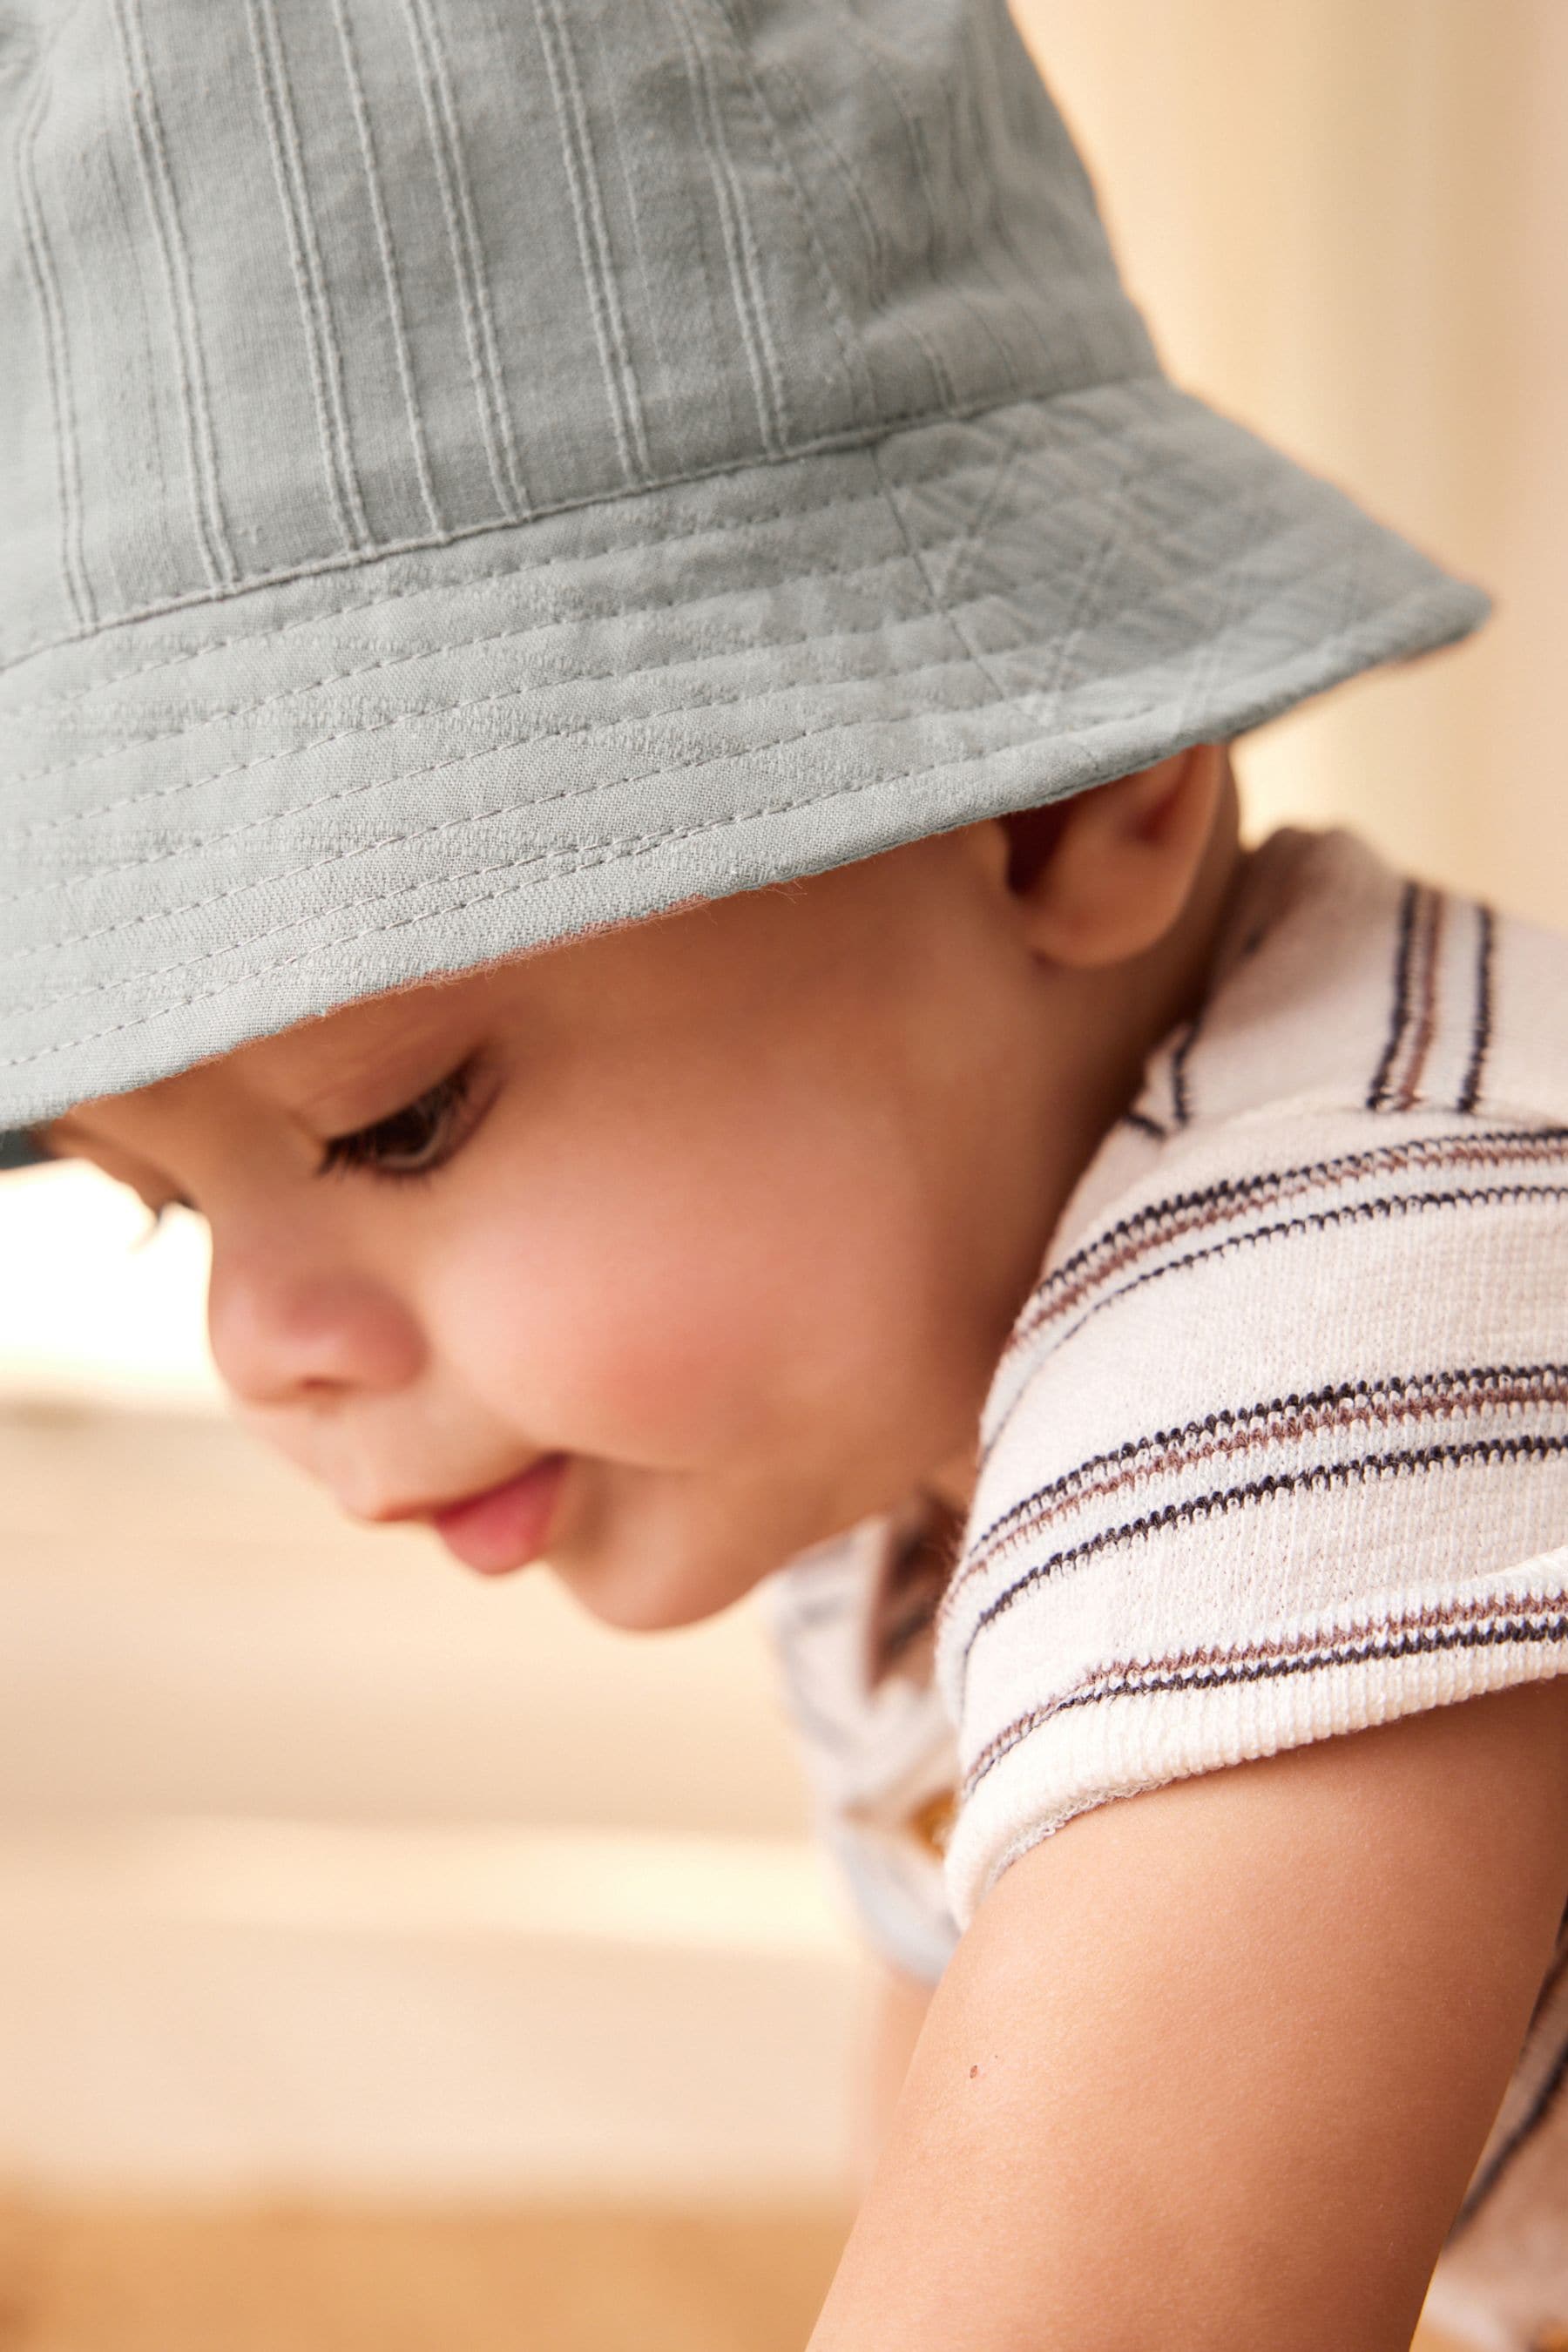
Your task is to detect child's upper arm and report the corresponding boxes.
[811,1678,1568,2352]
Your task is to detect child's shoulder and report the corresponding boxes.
[1069,821,1568,1242]
[940,822,1568,1928]
[971,822,1568,1509]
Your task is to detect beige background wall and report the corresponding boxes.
[1017,0,1568,928]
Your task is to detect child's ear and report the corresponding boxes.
[1002,741,1227,969]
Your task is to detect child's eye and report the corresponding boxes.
[318,1062,477,1184]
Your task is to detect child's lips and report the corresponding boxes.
[427,1454,571,1576]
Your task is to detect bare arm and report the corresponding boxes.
[814,1680,1568,2352]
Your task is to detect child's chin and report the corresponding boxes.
[549,1548,756,1636]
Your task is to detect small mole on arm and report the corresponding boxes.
[969,2064,979,2079]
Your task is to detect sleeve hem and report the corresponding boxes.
[945,1545,1568,1929]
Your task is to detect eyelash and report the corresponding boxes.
[318,1060,479,1186]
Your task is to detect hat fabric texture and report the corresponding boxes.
[0,0,1487,1139]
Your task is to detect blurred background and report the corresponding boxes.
[2,5,1562,2345]
[1031,0,1568,927]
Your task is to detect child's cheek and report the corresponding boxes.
[436,1159,804,1460]
[445,1131,897,1464]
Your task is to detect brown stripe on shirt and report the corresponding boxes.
[940,1362,1568,1634]
[963,1590,1568,1797]
[961,1429,1568,1680]
[981,1170,1568,1472]
[996,1128,1568,1377]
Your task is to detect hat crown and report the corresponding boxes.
[2,0,1155,664]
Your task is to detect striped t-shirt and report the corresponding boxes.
[762,823,1568,2350]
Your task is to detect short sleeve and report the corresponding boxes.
[936,1103,1568,1930]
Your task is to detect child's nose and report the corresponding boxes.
[205,1247,424,1407]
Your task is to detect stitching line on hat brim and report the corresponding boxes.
[1,518,1461,963]
[0,639,1006,969]
[3,559,956,794]
[1154,431,1277,747]
[871,409,1151,748]
[0,484,912,720]
[870,422,1051,749]
[0,568,1482,1087]
[0,368,1168,678]
[6,424,1165,794]
[4,654,1026,1002]
[0,395,1149,725]
[1,708,1068,1077]
[3,447,1239,893]
[6,501,1344,969]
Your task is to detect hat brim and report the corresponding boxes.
[0,373,1486,1130]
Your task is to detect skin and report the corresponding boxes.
[39,741,1242,1628]
[40,740,1568,2341]
[824,1683,1568,2352]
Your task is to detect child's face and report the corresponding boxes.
[40,823,1090,1629]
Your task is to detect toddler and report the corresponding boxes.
[3,3,1566,2344]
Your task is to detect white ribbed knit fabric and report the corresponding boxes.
[762,823,1568,2349]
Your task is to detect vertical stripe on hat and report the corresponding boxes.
[960,3,1088,391]
[937,55,1027,398]
[664,0,790,461]
[750,41,955,418]
[533,0,653,490]
[246,0,372,555]
[399,0,528,523]
[328,0,443,539]
[14,60,95,632]
[832,10,1016,414]
[109,0,239,593]
[706,20,877,432]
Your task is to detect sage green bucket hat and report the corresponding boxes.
[0,0,1487,1152]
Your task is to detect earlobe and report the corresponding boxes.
[1014,743,1226,970]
